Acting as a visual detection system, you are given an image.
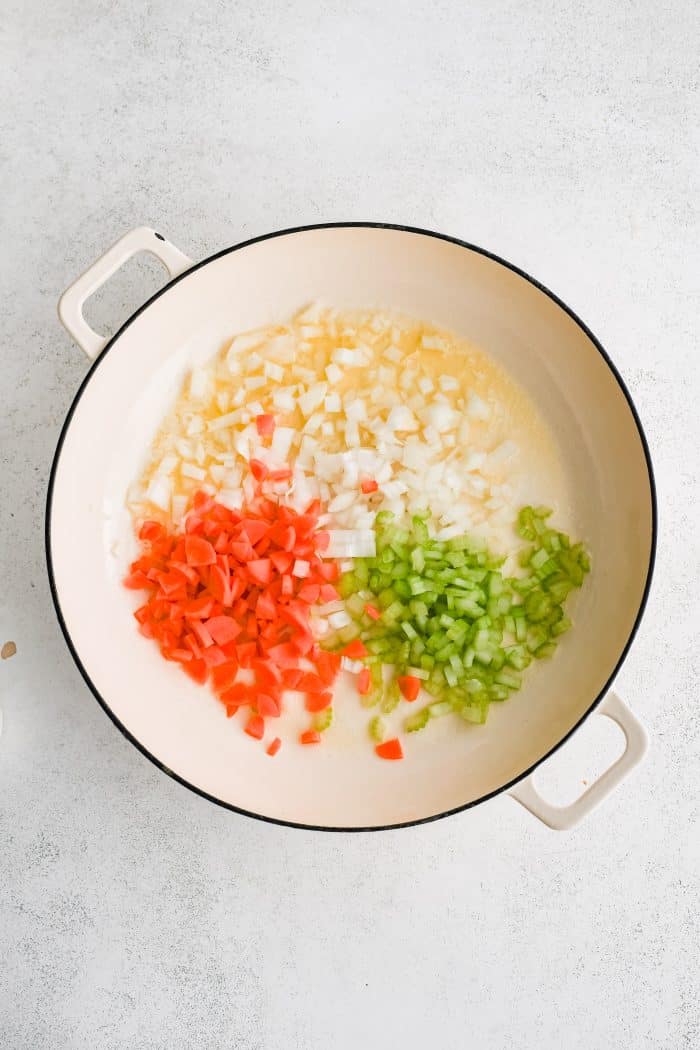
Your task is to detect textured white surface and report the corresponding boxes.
[1,1,698,1047]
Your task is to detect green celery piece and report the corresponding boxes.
[405,707,430,732]
[550,616,572,637]
[488,684,510,701]
[411,547,425,572]
[495,669,522,690]
[354,560,369,584]
[369,715,386,742]
[460,704,488,724]
[339,574,357,598]
[360,687,382,708]
[381,679,401,714]
[345,593,366,617]
[314,707,334,732]
[427,700,453,718]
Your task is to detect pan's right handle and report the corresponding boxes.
[58,226,193,360]
[508,691,648,830]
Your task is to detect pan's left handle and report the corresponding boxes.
[58,226,193,360]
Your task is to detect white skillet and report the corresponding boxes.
[48,224,656,831]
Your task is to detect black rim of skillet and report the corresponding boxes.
[45,222,658,832]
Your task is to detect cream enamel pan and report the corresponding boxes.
[47,223,656,831]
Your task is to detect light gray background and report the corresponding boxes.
[2,2,698,1048]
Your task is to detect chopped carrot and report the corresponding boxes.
[305,691,332,712]
[364,603,381,620]
[249,459,269,481]
[124,571,152,590]
[211,660,239,694]
[343,639,368,659]
[125,471,343,750]
[375,738,404,760]
[360,478,379,494]
[256,693,281,718]
[398,675,421,702]
[297,672,326,693]
[185,535,217,567]
[300,730,321,745]
[181,659,208,685]
[266,737,282,757]
[248,558,272,585]
[255,414,275,437]
[245,714,265,740]
[206,616,241,647]
[139,520,165,541]
[357,668,372,695]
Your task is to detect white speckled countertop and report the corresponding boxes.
[2,2,698,1047]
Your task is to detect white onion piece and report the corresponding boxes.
[304,412,324,433]
[265,335,295,362]
[329,610,352,629]
[387,405,418,431]
[181,462,206,481]
[340,656,364,673]
[186,416,204,436]
[245,375,266,391]
[345,398,366,422]
[328,491,356,514]
[228,331,265,358]
[332,347,358,366]
[264,361,285,382]
[326,529,376,558]
[171,494,188,522]
[299,382,327,416]
[217,488,243,510]
[146,476,171,511]
[272,387,296,412]
[345,421,360,446]
[245,351,264,373]
[467,391,491,420]
[484,440,518,473]
[270,426,295,462]
[156,454,178,475]
[189,368,210,399]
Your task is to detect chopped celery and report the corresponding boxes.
[427,700,453,718]
[326,505,590,737]
[460,704,488,724]
[405,708,430,732]
[381,679,401,714]
[314,708,334,732]
[369,715,386,742]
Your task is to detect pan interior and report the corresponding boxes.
[49,226,654,827]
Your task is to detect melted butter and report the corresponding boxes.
[131,307,570,551]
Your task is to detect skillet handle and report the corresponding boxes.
[508,691,648,830]
[58,226,193,360]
